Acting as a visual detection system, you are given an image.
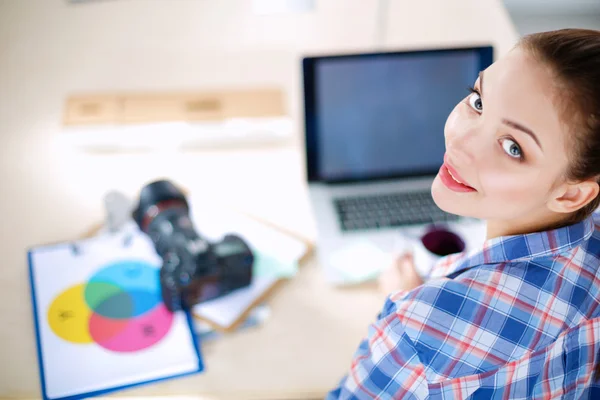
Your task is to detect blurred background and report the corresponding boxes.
[1,0,598,398]
[504,0,600,34]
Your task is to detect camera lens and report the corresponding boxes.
[132,180,189,232]
[133,179,254,311]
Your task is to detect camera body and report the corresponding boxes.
[132,180,254,312]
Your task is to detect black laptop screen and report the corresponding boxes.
[303,46,493,182]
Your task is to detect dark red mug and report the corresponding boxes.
[420,225,466,256]
[410,225,466,276]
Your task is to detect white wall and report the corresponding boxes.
[502,0,600,36]
[508,13,600,36]
[503,0,600,14]
[0,0,518,395]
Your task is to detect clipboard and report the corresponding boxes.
[27,225,204,400]
[187,202,314,333]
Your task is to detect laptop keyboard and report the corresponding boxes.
[333,190,459,231]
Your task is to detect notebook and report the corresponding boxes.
[28,228,204,400]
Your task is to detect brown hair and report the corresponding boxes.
[519,29,600,225]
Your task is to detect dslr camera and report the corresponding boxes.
[132,179,254,312]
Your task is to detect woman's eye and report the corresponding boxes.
[468,92,483,113]
[501,138,522,159]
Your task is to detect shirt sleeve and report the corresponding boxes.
[326,297,429,400]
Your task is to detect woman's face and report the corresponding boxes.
[431,46,572,232]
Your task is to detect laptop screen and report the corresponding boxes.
[303,46,493,182]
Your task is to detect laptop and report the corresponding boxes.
[302,45,494,283]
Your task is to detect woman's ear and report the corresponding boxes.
[547,179,600,214]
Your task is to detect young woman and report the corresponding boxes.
[327,29,600,399]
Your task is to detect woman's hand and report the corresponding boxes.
[378,252,424,294]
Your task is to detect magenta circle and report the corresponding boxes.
[89,304,174,352]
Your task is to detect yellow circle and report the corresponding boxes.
[47,283,93,343]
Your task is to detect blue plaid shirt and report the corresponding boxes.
[327,211,600,399]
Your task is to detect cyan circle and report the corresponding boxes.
[85,260,160,318]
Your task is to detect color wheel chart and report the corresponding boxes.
[47,260,173,353]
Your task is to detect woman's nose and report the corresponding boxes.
[446,127,479,165]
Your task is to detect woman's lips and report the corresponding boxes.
[439,162,477,193]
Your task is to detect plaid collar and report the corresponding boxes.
[429,213,597,280]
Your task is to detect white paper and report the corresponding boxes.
[29,232,201,399]
[194,304,271,334]
[193,276,278,328]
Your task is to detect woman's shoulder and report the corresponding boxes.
[387,273,533,380]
